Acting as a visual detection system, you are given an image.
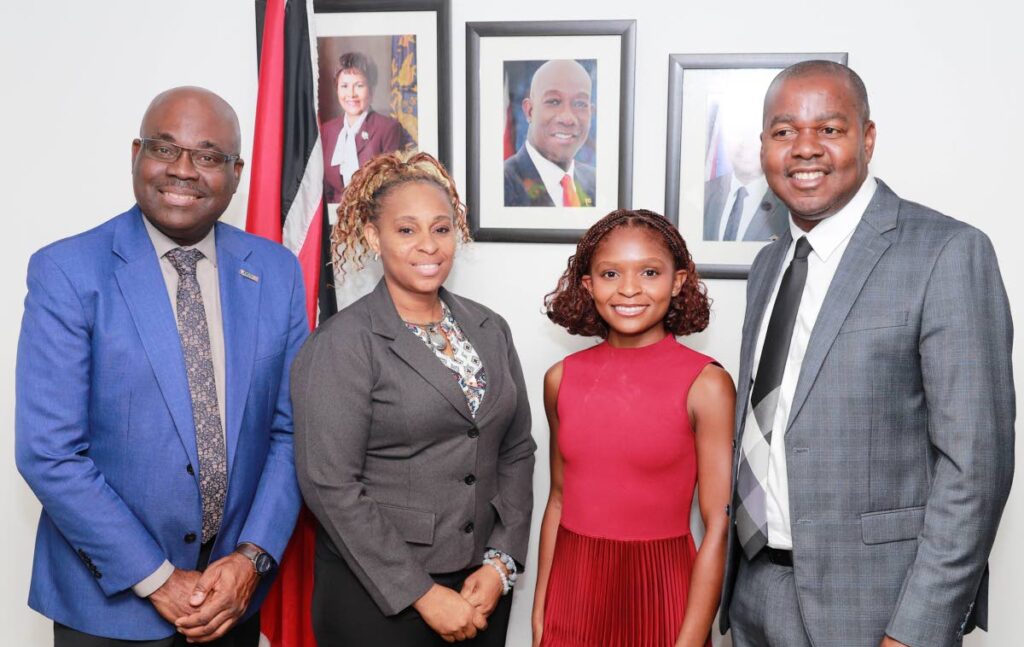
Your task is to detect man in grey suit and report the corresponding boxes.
[704,101,788,242]
[703,175,787,242]
[720,60,1014,647]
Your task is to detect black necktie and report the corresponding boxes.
[723,186,748,241]
[735,236,813,558]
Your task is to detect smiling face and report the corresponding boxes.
[336,69,372,121]
[131,87,243,246]
[364,180,456,305]
[761,71,875,229]
[523,59,593,170]
[582,226,686,348]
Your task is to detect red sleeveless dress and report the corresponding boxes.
[541,334,715,647]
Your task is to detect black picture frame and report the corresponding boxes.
[466,20,636,243]
[313,0,452,175]
[665,52,848,278]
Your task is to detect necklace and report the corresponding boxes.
[421,323,448,352]
[404,305,448,352]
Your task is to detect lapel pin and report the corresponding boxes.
[361,131,369,141]
[240,269,260,282]
[769,234,780,242]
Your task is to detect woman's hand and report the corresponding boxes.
[413,584,487,642]
[459,565,504,618]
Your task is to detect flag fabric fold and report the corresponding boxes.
[249,0,324,645]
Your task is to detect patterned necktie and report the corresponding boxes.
[166,247,227,543]
[560,174,581,207]
[723,186,748,241]
[734,236,813,558]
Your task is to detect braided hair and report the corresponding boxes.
[331,151,470,277]
[545,208,710,338]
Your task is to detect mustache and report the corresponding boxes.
[156,180,207,197]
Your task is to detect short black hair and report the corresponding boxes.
[335,51,378,89]
[764,60,870,124]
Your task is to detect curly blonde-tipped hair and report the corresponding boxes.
[331,151,471,277]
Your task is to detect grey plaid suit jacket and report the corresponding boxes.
[719,180,1015,647]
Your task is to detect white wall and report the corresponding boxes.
[2,1,1020,645]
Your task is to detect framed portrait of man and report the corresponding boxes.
[314,0,451,209]
[665,52,847,278]
[467,20,636,243]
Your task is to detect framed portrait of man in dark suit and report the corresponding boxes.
[467,20,636,243]
[664,52,847,278]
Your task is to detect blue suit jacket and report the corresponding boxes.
[15,206,308,640]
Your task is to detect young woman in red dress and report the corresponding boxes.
[533,209,735,647]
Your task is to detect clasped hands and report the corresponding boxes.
[414,561,508,643]
[148,552,260,644]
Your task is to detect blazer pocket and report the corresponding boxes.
[838,310,909,335]
[861,505,925,544]
[255,333,288,362]
[378,503,435,546]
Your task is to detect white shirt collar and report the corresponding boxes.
[789,174,877,263]
[341,110,369,135]
[525,140,575,195]
[729,173,768,201]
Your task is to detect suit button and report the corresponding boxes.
[186,464,194,475]
[467,428,479,439]
[464,474,476,485]
[184,532,197,543]
[463,522,474,534]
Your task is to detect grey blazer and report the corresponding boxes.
[703,173,788,242]
[720,180,1015,647]
[292,280,536,616]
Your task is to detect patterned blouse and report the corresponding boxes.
[404,302,488,418]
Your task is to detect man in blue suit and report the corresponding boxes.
[15,87,307,646]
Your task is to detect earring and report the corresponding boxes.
[373,252,380,261]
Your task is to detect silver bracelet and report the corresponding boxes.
[483,549,518,587]
[483,558,510,595]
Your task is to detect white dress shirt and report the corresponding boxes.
[525,140,577,207]
[717,174,770,241]
[748,176,877,550]
[331,110,369,186]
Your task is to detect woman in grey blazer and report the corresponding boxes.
[292,152,536,645]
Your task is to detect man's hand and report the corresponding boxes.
[413,583,488,642]
[459,565,504,619]
[174,552,259,643]
[148,568,202,624]
[881,636,910,647]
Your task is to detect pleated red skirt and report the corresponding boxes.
[540,525,710,647]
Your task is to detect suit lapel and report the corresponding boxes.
[355,111,372,155]
[368,281,475,424]
[113,208,200,471]
[515,148,555,207]
[743,192,788,242]
[785,181,899,433]
[444,290,503,423]
[737,233,792,413]
[216,225,261,469]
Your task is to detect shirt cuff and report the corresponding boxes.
[132,560,175,598]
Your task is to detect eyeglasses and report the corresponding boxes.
[135,138,240,169]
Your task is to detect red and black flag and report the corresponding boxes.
[249,0,333,644]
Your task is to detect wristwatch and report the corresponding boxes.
[236,543,276,577]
